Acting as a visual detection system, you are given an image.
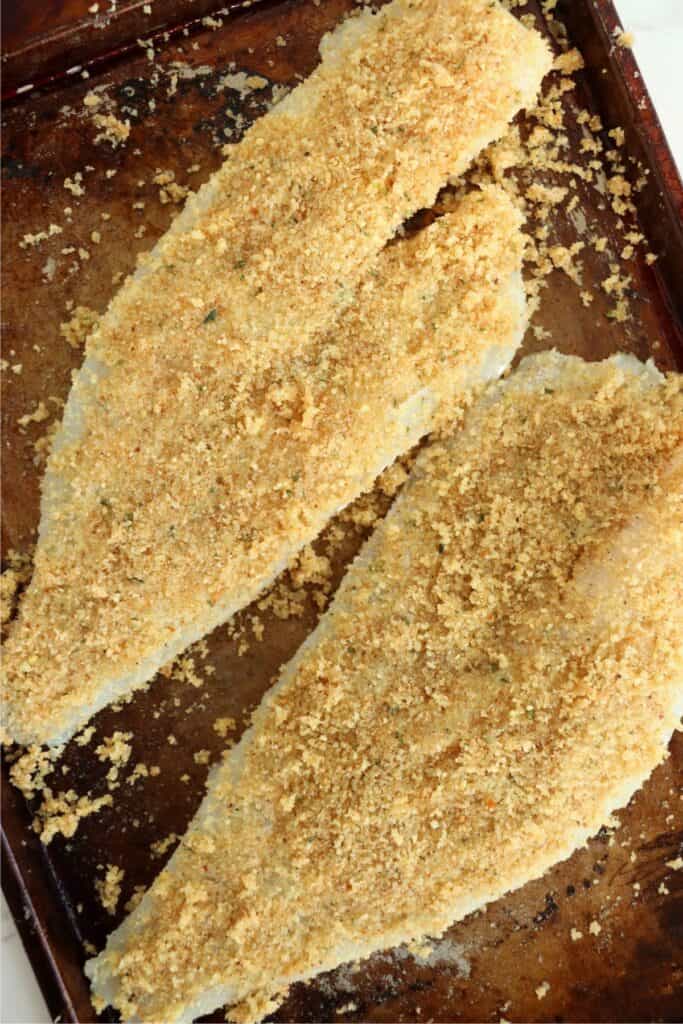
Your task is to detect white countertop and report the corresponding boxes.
[2,3,682,1022]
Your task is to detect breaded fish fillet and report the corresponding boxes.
[2,0,550,747]
[87,352,683,1024]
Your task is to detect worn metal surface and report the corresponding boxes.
[1,1,682,1021]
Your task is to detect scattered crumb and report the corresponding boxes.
[64,174,85,197]
[74,725,96,747]
[0,550,32,627]
[19,224,62,249]
[213,717,236,738]
[95,730,133,786]
[536,982,550,1001]
[92,112,131,148]
[95,864,124,914]
[9,745,60,799]
[153,168,190,205]
[151,833,179,858]
[125,886,147,913]
[34,789,113,844]
[60,305,99,349]
[18,402,50,429]
[128,762,150,783]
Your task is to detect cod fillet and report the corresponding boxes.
[87,351,683,1023]
[2,0,550,747]
[4,185,527,745]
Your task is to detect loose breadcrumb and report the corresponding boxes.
[95,731,133,787]
[96,864,125,914]
[17,402,50,428]
[152,169,190,205]
[0,550,33,628]
[9,745,59,799]
[63,174,85,197]
[151,833,179,858]
[60,305,100,349]
[125,886,147,914]
[34,789,112,845]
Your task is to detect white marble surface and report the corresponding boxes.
[2,3,682,1022]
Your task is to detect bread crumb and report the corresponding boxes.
[74,725,96,747]
[19,224,62,249]
[213,717,236,738]
[588,920,602,936]
[34,789,112,844]
[151,833,179,858]
[18,402,50,428]
[1,550,32,627]
[93,113,130,147]
[128,762,150,783]
[1,570,20,626]
[536,982,550,1001]
[9,745,59,799]
[64,174,85,197]
[95,731,133,786]
[125,886,147,913]
[153,169,190,205]
[60,305,99,349]
[570,927,583,941]
[96,864,124,914]
[553,49,584,73]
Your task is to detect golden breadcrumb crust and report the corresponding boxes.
[88,353,683,1023]
[3,0,550,747]
[3,182,527,745]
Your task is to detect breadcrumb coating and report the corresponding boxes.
[4,0,549,747]
[3,177,529,746]
[87,352,683,1023]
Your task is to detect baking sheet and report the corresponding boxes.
[2,1,682,1021]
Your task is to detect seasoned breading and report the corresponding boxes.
[3,184,528,746]
[2,0,550,748]
[87,352,683,1023]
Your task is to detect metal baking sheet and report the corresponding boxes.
[2,1,682,1021]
